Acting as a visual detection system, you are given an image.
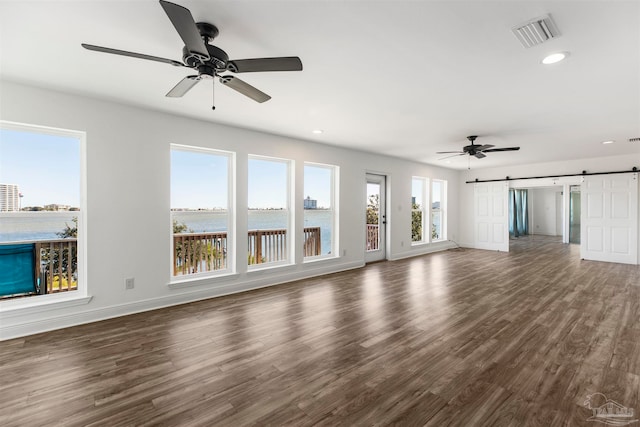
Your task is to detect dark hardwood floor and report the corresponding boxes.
[1,236,639,426]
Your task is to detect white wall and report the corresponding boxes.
[529,187,562,236]
[458,156,640,260]
[0,81,459,339]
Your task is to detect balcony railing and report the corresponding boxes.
[173,232,227,276]
[366,224,379,251]
[36,239,78,294]
[173,227,322,276]
[303,227,321,257]
[0,227,324,297]
[0,239,78,299]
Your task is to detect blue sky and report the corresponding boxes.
[1,129,334,210]
[171,149,229,209]
[0,128,80,207]
[171,150,334,210]
[248,157,288,209]
[412,178,424,207]
[303,164,332,208]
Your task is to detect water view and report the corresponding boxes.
[0,212,77,242]
[2,210,334,255]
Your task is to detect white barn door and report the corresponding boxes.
[474,182,509,252]
[581,173,638,265]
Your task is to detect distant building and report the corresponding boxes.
[0,183,20,212]
[304,196,317,209]
[44,204,72,211]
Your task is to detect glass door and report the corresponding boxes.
[365,173,386,262]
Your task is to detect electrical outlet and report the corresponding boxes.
[401,241,404,247]
[125,277,135,290]
[343,249,347,256]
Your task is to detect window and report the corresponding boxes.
[170,145,233,278]
[0,122,84,300]
[248,156,292,267]
[411,177,428,243]
[412,177,446,244]
[431,179,446,241]
[304,163,338,260]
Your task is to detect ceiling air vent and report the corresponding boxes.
[629,137,640,142]
[512,15,560,48]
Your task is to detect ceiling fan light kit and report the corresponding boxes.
[81,0,302,110]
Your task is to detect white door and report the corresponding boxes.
[365,174,386,262]
[581,173,638,264]
[474,182,509,252]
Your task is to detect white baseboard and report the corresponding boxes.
[388,241,457,261]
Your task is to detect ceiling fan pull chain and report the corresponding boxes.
[212,80,216,111]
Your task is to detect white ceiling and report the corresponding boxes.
[1,1,639,170]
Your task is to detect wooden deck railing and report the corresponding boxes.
[303,227,321,257]
[366,224,379,251]
[1,227,324,297]
[247,229,286,265]
[173,227,322,275]
[173,232,227,276]
[35,239,78,294]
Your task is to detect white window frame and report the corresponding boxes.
[0,120,88,310]
[303,162,339,261]
[170,144,235,281]
[247,154,294,270]
[431,179,447,242]
[411,176,429,245]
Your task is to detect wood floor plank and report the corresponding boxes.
[1,236,639,426]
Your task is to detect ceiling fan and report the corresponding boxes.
[437,135,520,160]
[81,0,302,109]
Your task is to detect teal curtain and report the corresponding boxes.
[509,189,529,237]
[0,244,36,297]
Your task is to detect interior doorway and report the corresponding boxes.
[569,186,581,244]
[508,186,566,249]
[365,173,386,262]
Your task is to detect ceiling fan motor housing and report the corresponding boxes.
[182,44,228,70]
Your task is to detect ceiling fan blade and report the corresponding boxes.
[159,0,209,59]
[483,147,521,152]
[166,75,200,97]
[81,44,185,67]
[438,153,466,160]
[436,151,464,154]
[474,152,487,159]
[227,57,303,73]
[219,76,271,103]
[476,144,495,151]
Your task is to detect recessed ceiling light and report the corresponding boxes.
[312,129,323,134]
[542,52,568,64]
[601,140,615,145]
